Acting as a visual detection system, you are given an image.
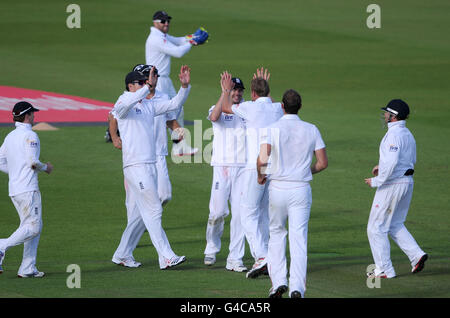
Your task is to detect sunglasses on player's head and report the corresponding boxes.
[154,19,170,24]
[132,80,146,86]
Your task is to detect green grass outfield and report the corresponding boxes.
[0,0,449,298]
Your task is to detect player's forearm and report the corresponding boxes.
[167,34,190,46]
[210,94,226,121]
[256,156,267,175]
[114,85,150,118]
[371,163,396,187]
[31,160,48,172]
[154,85,191,116]
[220,91,233,114]
[0,152,7,173]
[0,160,8,174]
[311,148,328,174]
[108,117,119,140]
[311,162,327,174]
[160,42,192,58]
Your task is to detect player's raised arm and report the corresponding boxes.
[253,67,271,82]
[209,72,230,121]
[219,71,235,114]
[153,65,191,117]
[178,65,191,88]
[253,67,274,102]
[113,72,150,119]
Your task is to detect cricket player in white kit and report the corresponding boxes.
[111,66,191,269]
[109,64,182,207]
[204,77,248,272]
[0,101,53,278]
[145,10,207,156]
[365,99,428,279]
[257,89,328,298]
[219,69,283,278]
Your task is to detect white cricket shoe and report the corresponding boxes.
[246,257,267,279]
[366,271,389,279]
[226,262,248,273]
[18,271,45,278]
[204,254,216,266]
[0,250,4,274]
[112,256,142,268]
[161,255,186,270]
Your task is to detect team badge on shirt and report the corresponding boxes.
[389,145,398,152]
[28,140,39,148]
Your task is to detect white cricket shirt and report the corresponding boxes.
[370,120,416,187]
[112,84,190,168]
[153,91,177,156]
[208,104,246,167]
[0,122,47,196]
[231,97,283,169]
[260,114,325,183]
[145,27,192,77]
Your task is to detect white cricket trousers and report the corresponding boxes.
[113,163,176,268]
[156,155,172,205]
[204,166,246,264]
[113,157,173,262]
[0,191,42,275]
[267,181,311,297]
[239,169,269,260]
[157,76,184,127]
[367,179,425,278]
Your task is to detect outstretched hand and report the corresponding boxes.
[179,65,191,88]
[220,71,234,93]
[253,67,271,81]
[147,66,158,89]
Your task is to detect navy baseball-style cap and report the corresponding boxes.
[381,99,410,120]
[125,71,147,85]
[12,101,39,117]
[153,11,171,21]
[232,77,245,90]
[132,64,160,77]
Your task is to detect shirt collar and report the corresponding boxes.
[388,120,406,129]
[151,26,166,38]
[15,122,32,130]
[280,114,300,120]
[255,97,272,103]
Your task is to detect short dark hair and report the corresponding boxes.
[282,89,302,114]
[251,78,270,97]
[13,114,26,122]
